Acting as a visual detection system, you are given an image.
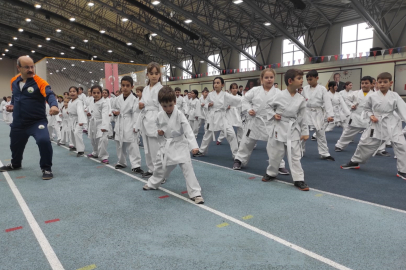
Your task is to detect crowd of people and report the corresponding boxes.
[2,59,406,203]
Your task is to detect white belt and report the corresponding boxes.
[160,135,184,169]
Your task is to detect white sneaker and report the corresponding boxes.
[191,196,204,204]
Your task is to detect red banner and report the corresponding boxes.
[321,56,325,62]
[104,63,119,94]
[389,48,394,55]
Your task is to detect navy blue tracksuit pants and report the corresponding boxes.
[10,119,53,171]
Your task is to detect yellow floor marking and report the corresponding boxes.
[315,194,324,197]
[216,222,229,228]
[77,264,97,270]
[4,159,10,161]
[242,215,253,220]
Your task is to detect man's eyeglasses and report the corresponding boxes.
[20,66,35,70]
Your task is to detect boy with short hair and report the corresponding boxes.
[112,76,144,174]
[263,69,310,191]
[302,69,335,161]
[174,87,185,114]
[335,76,374,152]
[143,86,204,204]
[199,88,209,132]
[341,72,406,179]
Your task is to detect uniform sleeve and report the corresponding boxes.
[180,113,199,151]
[194,99,202,118]
[322,87,334,117]
[242,89,255,112]
[395,93,406,122]
[77,100,88,124]
[101,102,110,131]
[363,95,374,119]
[298,103,309,136]
[44,85,58,108]
[339,94,351,116]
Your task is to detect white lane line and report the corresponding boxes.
[191,158,406,215]
[54,143,352,270]
[0,161,64,270]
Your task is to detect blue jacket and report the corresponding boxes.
[10,74,58,128]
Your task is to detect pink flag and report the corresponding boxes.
[105,63,119,94]
[346,54,350,59]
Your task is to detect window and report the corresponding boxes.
[240,46,256,71]
[208,54,220,75]
[341,22,373,55]
[163,64,170,81]
[182,59,192,79]
[282,36,304,66]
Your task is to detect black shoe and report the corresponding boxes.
[341,161,360,169]
[321,155,335,161]
[193,151,204,157]
[76,152,84,157]
[42,170,53,180]
[142,171,153,178]
[262,174,276,182]
[278,168,290,175]
[397,171,406,180]
[335,147,342,152]
[376,150,391,157]
[0,163,21,172]
[311,136,317,141]
[294,181,309,191]
[233,159,242,170]
[115,164,126,169]
[131,167,144,174]
[69,147,77,151]
[161,178,166,184]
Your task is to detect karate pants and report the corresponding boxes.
[199,119,207,133]
[10,120,53,171]
[142,135,160,173]
[189,119,199,137]
[235,136,285,168]
[266,138,304,181]
[147,159,201,198]
[115,140,141,168]
[70,124,85,152]
[351,137,406,172]
[218,127,244,144]
[336,126,364,149]
[5,113,13,124]
[303,128,330,157]
[2,110,6,121]
[60,124,71,145]
[48,124,61,141]
[199,127,238,157]
[90,133,109,160]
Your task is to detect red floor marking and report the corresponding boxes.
[96,166,104,168]
[5,226,23,232]
[16,176,26,179]
[181,191,188,194]
[249,177,256,179]
[159,195,169,199]
[45,219,60,224]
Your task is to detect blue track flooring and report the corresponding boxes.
[1,118,406,270]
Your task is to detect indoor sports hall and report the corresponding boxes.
[1,1,406,270]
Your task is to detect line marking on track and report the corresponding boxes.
[191,158,406,215]
[77,264,97,270]
[5,226,23,232]
[181,191,188,194]
[315,194,324,197]
[242,215,253,220]
[45,219,60,224]
[216,222,229,228]
[248,176,256,179]
[159,195,169,199]
[16,176,26,179]
[54,143,353,270]
[1,161,64,270]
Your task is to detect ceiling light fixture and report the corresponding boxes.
[200,60,204,63]
[13,37,18,40]
[87,2,94,7]
[177,47,182,50]
[93,56,97,58]
[56,29,61,32]
[70,17,76,22]
[71,64,75,66]
[184,19,192,24]
[25,18,31,22]
[89,71,92,73]
[60,52,65,55]
[264,22,271,26]
[9,44,13,47]
[121,18,128,22]
[107,50,113,53]
[83,39,88,42]
[152,1,160,5]
[46,37,51,41]
[5,49,9,52]
[130,60,134,63]
[126,42,132,46]
[35,4,41,8]
[71,46,75,49]
[233,0,243,4]
[38,45,42,47]
[151,33,157,37]
[49,73,52,74]
[18,28,24,32]
[31,50,35,53]
[99,30,106,34]
[52,57,55,59]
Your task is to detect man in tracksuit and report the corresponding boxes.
[0,56,60,180]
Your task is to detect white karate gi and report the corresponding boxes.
[46,103,62,141]
[234,86,286,168]
[301,84,334,157]
[146,106,202,198]
[88,98,110,160]
[323,91,351,132]
[198,90,241,157]
[103,97,115,137]
[335,90,372,149]
[265,90,308,181]
[60,106,71,145]
[1,100,8,122]
[113,94,142,168]
[187,98,202,137]
[176,95,185,114]
[218,94,244,143]
[198,95,209,133]
[135,82,163,173]
[68,98,87,152]
[3,101,13,123]
[351,90,406,173]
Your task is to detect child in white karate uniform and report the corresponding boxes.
[143,86,204,204]
[302,69,335,161]
[68,86,87,157]
[233,69,288,174]
[193,77,241,158]
[87,85,110,164]
[59,98,71,146]
[46,102,62,143]
[323,81,351,132]
[188,90,202,137]
[175,87,185,114]
[198,88,209,133]
[137,62,163,178]
[113,76,144,174]
[217,83,243,144]
[341,72,406,179]
[1,96,6,122]
[262,69,310,191]
[102,89,115,140]
[3,96,13,123]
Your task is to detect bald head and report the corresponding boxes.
[17,56,35,81]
